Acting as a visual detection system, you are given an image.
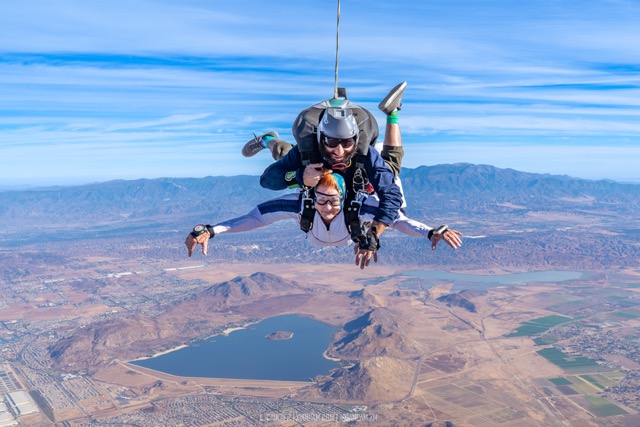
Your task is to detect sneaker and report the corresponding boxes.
[242,131,279,157]
[378,81,407,115]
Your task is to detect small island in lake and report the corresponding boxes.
[266,331,294,341]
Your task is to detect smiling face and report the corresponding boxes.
[314,184,342,223]
[319,136,356,169]
[313,173,346,224]
[317,108,359,169]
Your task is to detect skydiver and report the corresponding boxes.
[244,83,408,268]
[242,82,407,173]
[185,172,462,269]
[187,85,462,268]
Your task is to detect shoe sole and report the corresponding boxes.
[378,81,407,115]
[242,131,279,157]
[241,143,264,157]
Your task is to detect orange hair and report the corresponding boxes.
[316,173,346,197]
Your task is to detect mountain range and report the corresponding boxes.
[2,163,639,269]
[1,163,638,230]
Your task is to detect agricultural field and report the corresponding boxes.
[505,315,573,337]
[536,348,603,373]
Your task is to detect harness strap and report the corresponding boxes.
[345,197,363,241]
[299,189,316,233]
[299,121,318,167]
[298,186,370,242]
[352,155,369,193]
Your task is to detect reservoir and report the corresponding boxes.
[130,314,339,381]
[403,270,585,292]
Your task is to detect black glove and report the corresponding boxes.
[356,231,380,251]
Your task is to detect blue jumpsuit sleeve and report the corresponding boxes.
[259,145,304,190]
[365,149,402,226]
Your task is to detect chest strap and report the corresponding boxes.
[299,189,316,233]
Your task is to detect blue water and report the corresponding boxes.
[403,270,585,292]
[131,314,339,381]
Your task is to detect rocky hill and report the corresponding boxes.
[48,272,313,370]
[185,271,310,309]
[348,288,385,308]
[436,290,485,313]
[316,356,417,402]
[402,163,639,212]
[299,307,422,402]
[0,175,279,229]
[328,307,421,360]
[49,315,196,369]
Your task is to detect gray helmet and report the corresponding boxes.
[317,108,359,144]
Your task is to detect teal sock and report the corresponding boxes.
[261,134,275,148]
[387,110,399,125]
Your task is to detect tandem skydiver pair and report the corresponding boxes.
[186,83,462,269]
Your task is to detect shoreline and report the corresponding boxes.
[222,326,246,335]
[131,344,189,361]
[220,319,260,336]
[133,321,259,361]
[323,350,341,362]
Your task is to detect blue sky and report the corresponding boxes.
[1,0,639,187]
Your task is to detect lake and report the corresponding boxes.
[130,314,339,381]
[403,270,585,292]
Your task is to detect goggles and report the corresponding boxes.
[315,190,343,207]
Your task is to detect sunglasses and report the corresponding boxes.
[323,136,356,149]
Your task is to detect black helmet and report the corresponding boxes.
[317,108,359,167]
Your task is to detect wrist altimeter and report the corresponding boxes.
[428,224,448,241]
[191,224,214,238]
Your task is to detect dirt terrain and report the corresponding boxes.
[12,258,632,426]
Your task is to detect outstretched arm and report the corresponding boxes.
[185,193,300,256]
[360,198,462,250]
[390,212,462,250]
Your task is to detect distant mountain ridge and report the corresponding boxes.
[0,175,275,228]
[1,163,638,231]
[3,163,639,269]
[401,163,639,216]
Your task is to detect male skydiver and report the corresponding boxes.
[187,83,463,267]
[250,83,408,268]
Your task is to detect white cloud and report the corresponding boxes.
[1,0,640,186]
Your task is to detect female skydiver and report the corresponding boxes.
[185,172,462,269]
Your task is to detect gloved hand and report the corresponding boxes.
[271,140,294,161]
[353,231,380,270]
[185,225,214,256]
